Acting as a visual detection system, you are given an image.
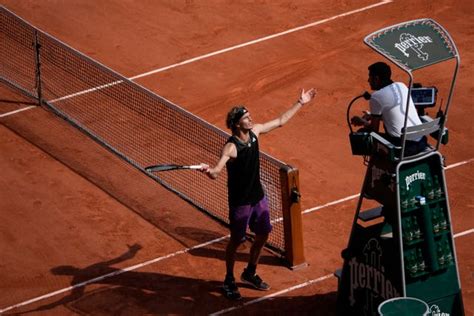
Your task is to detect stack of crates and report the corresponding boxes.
[398,153,463,314]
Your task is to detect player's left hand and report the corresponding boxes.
[298,88,317,105]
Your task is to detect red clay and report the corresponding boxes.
[1,1,473,314]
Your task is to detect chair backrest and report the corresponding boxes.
[403,117,441,141]
[369,115,443,162]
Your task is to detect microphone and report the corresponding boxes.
[347,92,371,132]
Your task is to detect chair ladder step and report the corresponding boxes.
[358,206,383,222]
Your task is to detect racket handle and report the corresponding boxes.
[188,165,202,170]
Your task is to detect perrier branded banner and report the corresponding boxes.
[364,19,458,71]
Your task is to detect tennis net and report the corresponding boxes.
[0,6,305,267]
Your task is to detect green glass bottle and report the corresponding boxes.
[400,185,408,210]
[416,248,426,272]
[404,217,414,242]
[444,240,453,265]
[432,208,440,234]
[408,185,417,208]
[412,216,422,240]
[406,250,418,276]
[433,175,443,199]
[425,177,435,200]
[437,241,445,266]
[402,217,408,242]
[439,207,448,231]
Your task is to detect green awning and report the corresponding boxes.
[364,19,458,71]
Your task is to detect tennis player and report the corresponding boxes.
[200,88,316,300]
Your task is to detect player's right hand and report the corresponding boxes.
[199,163,210,172]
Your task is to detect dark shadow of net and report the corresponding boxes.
[0,84,38,115]
[0,99,37,105]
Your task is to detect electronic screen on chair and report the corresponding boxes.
[411,87,436,106]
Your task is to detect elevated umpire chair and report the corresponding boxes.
[335,19,464,316]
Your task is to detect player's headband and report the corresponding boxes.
[232,107,248,126]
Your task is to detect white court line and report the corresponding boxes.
[0,105,36,118]
[49,80,123,103]
[303,194,361,215]
[454,228,474,238]
[46,0,393,104]
[1,158,472,314]
[209,274,335,316]
[296,157,474,218]
[270,194,360,224]
[0,235,229,314]
[445,158,474,170]
[210,227,474,315]
[129,0,393,80]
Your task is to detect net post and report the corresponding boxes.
[33,30,43,106]
[280,165,307,270]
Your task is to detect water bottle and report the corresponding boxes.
[439,207,448,231]
[402,218,409,241]
[406,250,418,275]
[437,241,445,266]
[412,216,422,240]
[432,208,440,233]
[417,248,426,272]
[408,185,417,208]
[404,217,414,242]
[433,175,443,199]
[444,240,453,264]
[424,177,435,200]
[400,185,408,210]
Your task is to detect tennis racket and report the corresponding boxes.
[145,164,203,172]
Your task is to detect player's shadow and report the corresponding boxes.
[11,243,225,315]
[10,244,338,315]
[176,226,285,267]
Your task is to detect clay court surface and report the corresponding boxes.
[1,0,473,315]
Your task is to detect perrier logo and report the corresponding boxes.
[348,238,400,315]
[429,304,450,316]
[394,33,433,61]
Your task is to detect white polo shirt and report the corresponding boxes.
[369,82,422,138]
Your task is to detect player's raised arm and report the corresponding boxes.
[253,88,317,136]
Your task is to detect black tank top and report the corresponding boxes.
[226,130,264,206]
